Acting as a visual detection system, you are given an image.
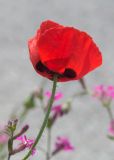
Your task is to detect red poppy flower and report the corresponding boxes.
[28,20,102,82]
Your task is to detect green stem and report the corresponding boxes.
[8,131,14,160]
[8,155,10,160]
[46,129,51,160]
[106,106,114,122]
[22,75,58,160]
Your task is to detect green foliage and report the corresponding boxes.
[24,94,35,109]
[107,135,114,140]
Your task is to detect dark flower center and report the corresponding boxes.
[35,61,47,72]
[36,61,76,79]
[63,68,76,78]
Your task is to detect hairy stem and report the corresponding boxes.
[22,75,58,160]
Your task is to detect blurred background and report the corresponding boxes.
[0,0,114,159]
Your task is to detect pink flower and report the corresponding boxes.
[47,105,64,128]
[16,135,36,155]
[52,136,74,155]
[0,125,9,144]
[108,120,114,136]
[0,134,8,144]
[52,105,63,117]
[93,85,114,104]
[45,91,63,101]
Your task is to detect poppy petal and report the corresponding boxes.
[40,20,63,34]
[38,27,80,73]
[28,36,40,68]
[28,20,102,82]
[65,30,102,79]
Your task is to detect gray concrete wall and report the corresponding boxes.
[0,0,114,159]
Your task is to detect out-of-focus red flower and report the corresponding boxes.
[28,20,102,82]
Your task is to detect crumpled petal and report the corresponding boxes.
[28,20,102,82]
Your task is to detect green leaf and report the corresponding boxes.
[107,135,114,140]
[24,94,35,109]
